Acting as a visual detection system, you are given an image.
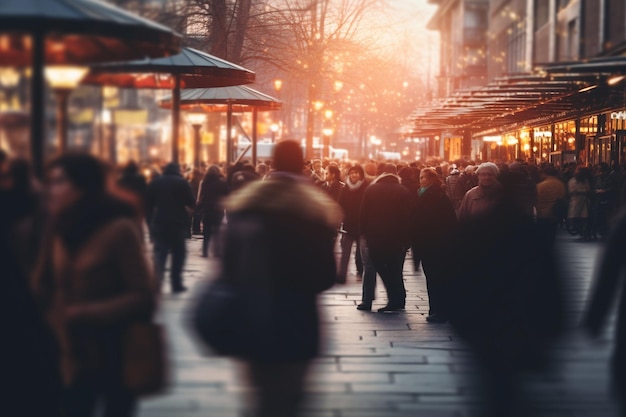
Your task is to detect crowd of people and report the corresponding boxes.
[3,144,626,417]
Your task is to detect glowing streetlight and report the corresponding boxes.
[45,66,88,154]
[270,123,279,143]
[273,79,283,92]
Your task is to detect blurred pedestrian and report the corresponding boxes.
[412,168,457,323]
[458,162,501,221]
[197,165,229,258]
[146,162,195,293]
[535,166,566,244]
[445,164,461,210]
[32,154,156,417]
[221,140,340,417]
[337,164,368,284]
[584,209,626,415]
[117,161,147,212]
[359,164,411,312]
[323,164,344,202]
[568,167,592,240]
[189,167,204,236]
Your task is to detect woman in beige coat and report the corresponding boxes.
[33,154,155,417]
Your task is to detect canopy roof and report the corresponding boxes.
[85,47,255,88]
[159,86,282,112]
[0,0,181,65]
[410,71,620,137]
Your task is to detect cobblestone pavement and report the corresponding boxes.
[138,231,617,417]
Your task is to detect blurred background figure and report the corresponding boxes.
[146,162,195,293]
[323,164,344,202]
[220,140,340,417]
[359,164,411,312]
[188,167,205,236]
[458,162,501,221]
[337,164,368,284]
[117,161,147,214]
[196,165,229,258]
[32,153,156,417]
[448,170,564,417]
[584,209,626,416]
[568,167,593,240]
[1,153,62,417]
[412,167,457,323]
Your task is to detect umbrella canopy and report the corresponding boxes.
[0,0,182,176]
[85,47,255,88]
[159,86,281,166]
[0,0,181,65]
[159,85,281,112]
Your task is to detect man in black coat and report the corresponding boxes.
[146,162,195,293]
[359,164,411,312]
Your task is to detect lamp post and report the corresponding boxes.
[270,123,279,143]
[323,128,333,159]
[44,66,88,154]
[188,112,205,169]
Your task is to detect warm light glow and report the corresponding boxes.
[313,100,324,111]
[334,80,344,92]
[323,128,334,136]
[0,67,19,87]
[483,135,502,142]
[187,112,206,126]
[44,66,88,89]
[608,75,625,86]
[324,109,334,120]
[578,84,598,93]
[270,123,279,133]
[274,79,283,92]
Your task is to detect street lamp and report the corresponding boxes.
[273,79,283,93]
[323,127,333,159]
[188,112,206,168]
[45,66,88,154]
[270,123,279,143]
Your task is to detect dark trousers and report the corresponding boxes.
[153,232,187,291]
[368,247,406,307]
[359,238,377,302]
[337,234,363,282]
[244,361,310,417]
[64,372,136,417]
[201,220,221,257]
[191,214,202,235]
[421,257,449,317]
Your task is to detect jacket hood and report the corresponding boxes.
[225,177,342,229]
[163,163,182,176]
[372,173,401,185]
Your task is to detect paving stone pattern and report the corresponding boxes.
[138,232,618,417]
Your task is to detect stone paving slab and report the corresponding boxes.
[137,232,618,417]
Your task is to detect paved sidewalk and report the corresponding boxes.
[138,232,617,417]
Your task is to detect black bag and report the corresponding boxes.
[191,278,273,357]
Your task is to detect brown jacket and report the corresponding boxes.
[33,217,155,385]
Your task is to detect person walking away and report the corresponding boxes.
[536,166,566,245]
[584,209,626,416]
[33,154,156,417]
[221,140,340,417]
[445,165,462,210]
[359,164,411,312]
[197,165,229,258]
[117,161,147,213]
[146,162,195,293]
[458,162,502,221]
[189,167,205,236]
[413,168,458,323]
[337,164,368,283]
[568,167,592,240]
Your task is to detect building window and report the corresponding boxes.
[535,0,550,31]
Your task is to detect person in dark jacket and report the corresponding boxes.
[584,209,626,415]
[323,164,344,202]
[337,164,368,283]
[117,161,147,212]
[221,140,340,417]
[197,165,229,257]
[413,168,458,323]
[359,164,411,312]
[146,162,195,293]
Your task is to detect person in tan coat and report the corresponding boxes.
[33,154,156,417]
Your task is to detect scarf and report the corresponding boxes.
[346,178,364,190]
[418,185,431,197]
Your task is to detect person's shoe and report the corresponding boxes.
[172,286,188,294]
[356,302,372,311]
[426,313,448,323]
[377,304,405,313]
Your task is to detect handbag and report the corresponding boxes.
[123,321,167,396]
[191,278,273,358]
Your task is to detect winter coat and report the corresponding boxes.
[412,184,457,258]
[33,199,155,386]
[360,174,411,255]
[568,177,590,218]
[222,173,341,361]
[458,184,502,222]
[536,176,566,220]
[197,168,229,225]
[338,178,369,238]
[146,163,195,237]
